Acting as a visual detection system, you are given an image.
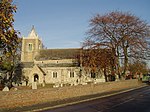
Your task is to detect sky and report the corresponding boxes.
[14,0,150,49]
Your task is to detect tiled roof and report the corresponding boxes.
[36,65,46,75]
[22,62,34,68]
[35,48,81,60]
[38,63,79,67]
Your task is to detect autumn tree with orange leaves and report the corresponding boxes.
[0,0,21,87]
[83,11,150,80]
[81,41,116,82]
[128,60,148,78]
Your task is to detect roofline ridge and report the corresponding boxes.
[42,48,81,50]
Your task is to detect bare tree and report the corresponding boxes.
[85,11,150,79]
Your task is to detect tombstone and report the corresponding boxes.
[60,83,63,87]
[2,86,9,91]
[42,82,45,87]
[22,82,27,86]
[94,81,97,84]
[14,87,18,91]
[82,82,87,85]
[32,82,37,89]
[115,75,120,81]
[55,84,59,88]
[74,81,78,86]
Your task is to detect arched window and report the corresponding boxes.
[70,71,74,78]
[53,72,57,78]
[28,43,33,51]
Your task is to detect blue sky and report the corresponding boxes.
[14,0,150,49]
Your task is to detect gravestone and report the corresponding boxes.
[14,87,18,91]
[74,81,77,86]
[55,83,59,88]
[42,82,45,87]
[60,83,63,87]
[2,86,9,91]
[32,82,37,89]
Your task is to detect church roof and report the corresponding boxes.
[37,65,46,75]
[22,62,34,68]
[35,48,81,60]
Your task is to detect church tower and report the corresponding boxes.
[21,26,42,62]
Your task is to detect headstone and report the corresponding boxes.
[74,81,77,86]
[42,82,45,87]
[32,82,37,89]
[60,83,63,87]
[82,82,87,85]
[2,86,9,91]
[94,81,97,84]
[14,87,18,91]
[22,82,27,86]
[55,84,59,88]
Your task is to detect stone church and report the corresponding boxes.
[21,27,105,86]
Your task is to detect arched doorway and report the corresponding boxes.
[34,74,39,82]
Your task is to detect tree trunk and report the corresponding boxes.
[103,67,108,82]
[111,48,116,77]
[123,46,128,76]
[116,47,121,79]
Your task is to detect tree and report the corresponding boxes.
[80,42,115,82]
[85,11,150,79]
[0,0,21,87]
[128,60,148,78]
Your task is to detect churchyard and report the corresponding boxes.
[0,79,144,110]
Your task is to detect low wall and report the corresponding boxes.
[0,79,142,109]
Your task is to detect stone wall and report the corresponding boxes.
[0,79,142,109]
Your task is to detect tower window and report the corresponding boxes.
[28,43,33,51]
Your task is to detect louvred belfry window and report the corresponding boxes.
[28,43,33,51]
